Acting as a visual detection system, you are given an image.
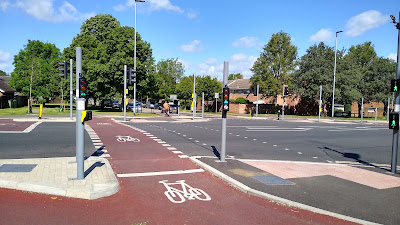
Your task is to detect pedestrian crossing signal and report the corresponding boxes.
[389,112,399,130]
[391,79,400,92]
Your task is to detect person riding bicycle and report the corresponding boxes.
[163,101,170,117]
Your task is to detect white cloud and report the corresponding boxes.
[113,4,126,12]
[195,53,256,79]
[147,0,183,13]
[345,10,389,37]
[0,63,10,71]
[388,53,397,61]
[187,12,197,19]
[204,58,217,65]
[232,36,261,49]
[180,40,202,52]
[0,0,11,11]
[14,0,95,23]
[0,50,11,63]
[177,59,190,70]
[309,28,333,43]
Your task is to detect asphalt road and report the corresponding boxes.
[128,116,394,166]
[0,122,95,159]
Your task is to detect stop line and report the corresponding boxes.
[227,126,312,132]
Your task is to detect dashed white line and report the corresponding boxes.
[117,169,205,178]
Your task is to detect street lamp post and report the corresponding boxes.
[332,30,343,119]
[134,0,145,116]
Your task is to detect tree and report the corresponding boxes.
[63,14,156,106]
[0,70,8,76]
[292,43,336,103]
[196,75,222,101]
[9,40,61,104]
[251,31,298,96]
[155,58,184,100]
[228,73,241,80]
[176,75,194,109]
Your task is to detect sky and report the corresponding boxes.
[0,0,399,81]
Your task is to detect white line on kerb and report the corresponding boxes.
[117,168,205,178]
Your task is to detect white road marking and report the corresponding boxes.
[167,147,177,150]
[172,151,183,154]
[117,169,205,178]
[162,144,171,147]
[273,145,277,147]
[298,152,303,154]
[178,155,189,158]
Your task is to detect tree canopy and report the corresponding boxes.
[155,58,184,100]
[63,14,156,104]
[9,40,61,102]
[251,31,298,96]
[0,70,8,76]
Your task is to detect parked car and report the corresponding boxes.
[146,101,155,109]
[105,99,113,107]
[112,100,120,108]
[127,102,142,112]
[169,104,178,114]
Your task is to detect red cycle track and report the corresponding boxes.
[0,117,355,225]
[0,119,36,132]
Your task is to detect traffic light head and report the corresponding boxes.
[283,85,289,96]
[79,76,88,98]
[391,79,400,92]
[222,87,230,111]
[389,112,399,130]
[128,68,136,85]
[58,62,67,79]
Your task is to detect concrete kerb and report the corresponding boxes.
[0,157,120,200]
[190,156,379,225]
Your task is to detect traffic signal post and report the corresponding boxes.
[390,12,400,174]
[220,61,229,162]
[75,47,85,180]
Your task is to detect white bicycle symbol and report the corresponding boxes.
[159,180,211,204]
[115,135,140,142]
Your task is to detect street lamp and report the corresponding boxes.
[134,0,145,116]
[331,30,343,119]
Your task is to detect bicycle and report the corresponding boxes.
[115,135,140,142]
[159,180,211,203]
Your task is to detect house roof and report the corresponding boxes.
[0,76,15,93]
[227,79,251,90]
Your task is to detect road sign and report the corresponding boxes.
[215,93,219,99]
[170,95,177,100]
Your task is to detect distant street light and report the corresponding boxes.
[332,30,343,119]
[134,0,145,116]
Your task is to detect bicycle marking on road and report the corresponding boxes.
[115,136,140,142]
[117,169,205,178]
[159,180,211,204]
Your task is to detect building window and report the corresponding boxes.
[238,90,242,94]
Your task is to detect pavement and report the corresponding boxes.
[0,114,398,224]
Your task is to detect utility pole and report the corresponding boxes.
[220,61,229,162]
[319,85,322,122]
[75,47,84,180]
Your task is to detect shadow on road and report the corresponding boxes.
[320,146,391,172]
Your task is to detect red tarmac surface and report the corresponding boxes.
[0,119,36,132]
[0,117,356,225]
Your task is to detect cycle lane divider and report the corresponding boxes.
[85,117,355,225]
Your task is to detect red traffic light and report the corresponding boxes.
[224,89,229,94]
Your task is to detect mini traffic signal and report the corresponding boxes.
[128,68,136,85]
[389,112,399,130]
[283,85,289,96]
[79,76,88,98]
[58,61,67,79]
[391,79,400,92]
[222,87,230,111]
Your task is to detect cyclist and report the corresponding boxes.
[163,101,170,117]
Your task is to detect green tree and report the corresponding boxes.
[293,43,336,103]
[10,40,61,103]
[196,75,222,101]
[155,58,184,100]
[63,14,156,106]
[228,73,241,80]
[176,75,194,109]
[0,70,8,76]
[251,31,298,96]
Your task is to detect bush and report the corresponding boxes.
[233,97,249,104]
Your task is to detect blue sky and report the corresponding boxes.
[0,0,399,81]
